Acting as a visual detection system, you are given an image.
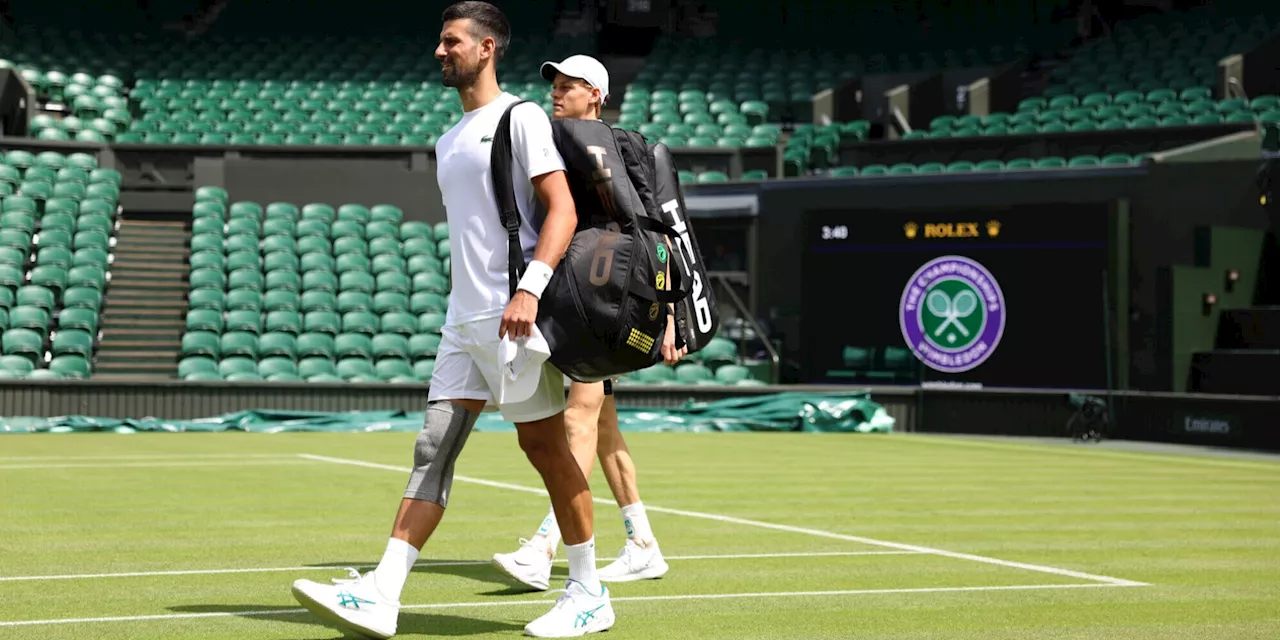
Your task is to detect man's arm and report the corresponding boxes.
[499,104,575,339]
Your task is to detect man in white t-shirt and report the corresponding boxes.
[289,3,613,638]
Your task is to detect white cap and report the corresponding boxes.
[540,54,610,104]
[497,326,552,405]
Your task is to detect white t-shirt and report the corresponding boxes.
[435,92,566,326]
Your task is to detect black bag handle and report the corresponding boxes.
[490,99,533,298]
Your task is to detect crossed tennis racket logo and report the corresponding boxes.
[925,287,979,339]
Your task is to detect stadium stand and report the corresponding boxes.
[177,189,447,382]
[173,188,766,385]
[0,149,118,379]
[7,20,589,146]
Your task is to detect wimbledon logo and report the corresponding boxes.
[899,255,1006,373]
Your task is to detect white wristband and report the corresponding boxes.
[516,260,554,299]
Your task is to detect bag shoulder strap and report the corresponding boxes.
[490,99,533,298]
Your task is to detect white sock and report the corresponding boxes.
[530,504,562,554]
[565,536,602,594]
[620,502,655,544]
[372,537,419,602]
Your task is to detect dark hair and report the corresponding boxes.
[442,1,511,62]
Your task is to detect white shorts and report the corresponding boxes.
[427,316,565,423]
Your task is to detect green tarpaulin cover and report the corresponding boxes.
[0,392,894,435]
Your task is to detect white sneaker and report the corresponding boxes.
[524,580,615,638]
[291,568,399,639]
[492,537,554,591]
[598,538,669,582]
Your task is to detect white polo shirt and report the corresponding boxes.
[434,92,566,326]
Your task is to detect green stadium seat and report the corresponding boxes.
[225,309,262,333]
[303,270,338,292]
[226,249,260,271]
[8,305,47,331]
[28,265,66,290]
[17,285,55,310]
[189,250,224,271]
[228,268,264,291]
[3,328,44,357]
[301,290,337,312]
[379,312,416,337]
[220,331,258,358]
[186,309,224,333]
[0,354,35,377]
[371,205,403,224]
[266,202,300,220]
[372,333,409,359]
[674,362,714,384]
[265,310,303,335]
[266,270,301,292]
[409,333,442,359]
[341,310,379,335]
[182,331,220,357]
[375,358,416,383]
[336,333,373,358]
[258,332,297,358]
[299,357,339,381]
[714,364,752,384]
[412,358,436,382]
[0,264,22,288]
[39,228,72,248]
[400,222,433,241]
[219,357,259,380]
[58,307,98,333]
[195,186,228,204]
[51,329,93,357]
[337,357,377,382]
[1035,157,1068,169]
[413,272,449,294]
[48,354,90,379]
[264,289,299,312]
[66,265,106,290]
[297,333,336,358]
[226,289,262,312]
[373,291,409,314]
[258,356,300,381]
[410,292,448,314]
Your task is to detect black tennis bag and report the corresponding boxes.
[491,102,718,382]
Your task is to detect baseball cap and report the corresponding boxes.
[497,326,552,405]
[540,55,610,103]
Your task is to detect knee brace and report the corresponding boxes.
[403,401,477,507]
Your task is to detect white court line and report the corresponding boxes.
[0,582,1140,628]
[299,454,1150,588]
[0,454,295,462]
[0,459,318,471]
[0,551,916,583]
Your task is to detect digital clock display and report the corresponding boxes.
[819,225,849,240]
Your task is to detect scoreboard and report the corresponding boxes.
[802,203,1113,390]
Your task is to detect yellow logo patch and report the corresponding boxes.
[655,271,665,290]
[648,302,660,321]
[626,328,655,353]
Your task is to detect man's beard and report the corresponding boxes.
[441,61,480,88]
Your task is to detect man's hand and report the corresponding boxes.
[661,314,687,365]
[500,290,539,339]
